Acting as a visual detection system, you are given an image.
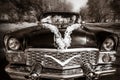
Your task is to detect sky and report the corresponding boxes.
[66,0,88,12]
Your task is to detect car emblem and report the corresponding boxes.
[44,54,81,66]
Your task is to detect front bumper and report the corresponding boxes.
[6,67,116,80]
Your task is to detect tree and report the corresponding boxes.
[87,0,112,22]
[0,0,73,22]
[79,7,89,21]
[79,0,120,22]
[42,0,72,12]
[110,0,120,22]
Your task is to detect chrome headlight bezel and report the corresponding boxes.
[7,37,21,51]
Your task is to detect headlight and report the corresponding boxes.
[8,38,20,50]
[102,38,114,51]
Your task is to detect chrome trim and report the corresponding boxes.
[44,65,81,70]
[6,67,116,79]
[40,69,115,79]
[96,69,115,76]
[40,73,83,79]
[6,50,24,54]
[100,51,116,54]
[25,48,99,53]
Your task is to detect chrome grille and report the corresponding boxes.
[26,48,99,69]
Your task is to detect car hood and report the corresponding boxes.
[1,22,118,49]
[6,23,97,48]
[0,22,38,34]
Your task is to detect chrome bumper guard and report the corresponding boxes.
[6,67,116,80]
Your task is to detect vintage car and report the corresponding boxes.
[0,12,119,80]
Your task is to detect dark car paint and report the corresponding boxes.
[84,24,119,51]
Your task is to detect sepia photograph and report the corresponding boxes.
[0,0,120,80]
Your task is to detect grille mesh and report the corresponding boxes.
[26,49,98,69]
